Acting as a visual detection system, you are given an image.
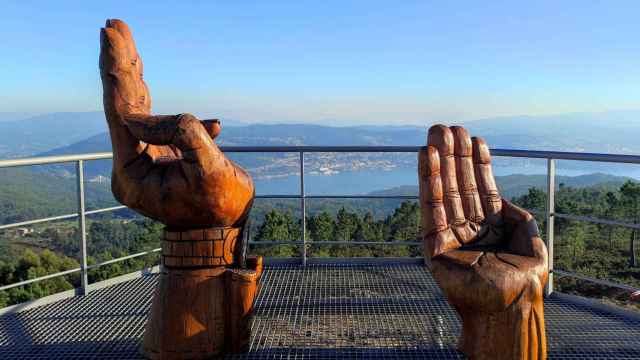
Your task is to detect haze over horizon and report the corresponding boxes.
[2,1,640,125]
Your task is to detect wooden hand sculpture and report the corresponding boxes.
[419,125,548,360]
[100,19,254,229]
[100,19,261,359]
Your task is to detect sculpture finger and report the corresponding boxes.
[419,146,460,258]
[428,125,476,243]
[472,136,502,225]
[502,199,546,259]
[100,19,151,118]
[451,126,484,224]
[202,119,222,140]
[105,19,138,59]
[99,19,255,230]
[419,146,448,236]
[427,125,464,223]
[116,113,254,227]
[105,19,151,112]
[124,113,218,164]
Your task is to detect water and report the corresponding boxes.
[254,161,640,196]
[254,168,418,196]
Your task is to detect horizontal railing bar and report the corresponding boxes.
[555,212,640,230]
[255,195,300,199]
[85,205,127,215]
[255,195,419,200]
[228,147,640,164]
[87,248,161,270]
[3,147,640,167]
[249,241,303,245]
[221,146,422,153]
[490,148,640,164]
[554,269,639,293]
[518,208,640,231]
[0,152,112,168]
[0,205,128,231]
[0,213,79,230]
[306,195,419,200]
[225,146,640,164]
[249,241,421,246]
[0,267,81,291]
[309,241,422,246]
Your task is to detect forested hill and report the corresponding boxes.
[0,167,118,225]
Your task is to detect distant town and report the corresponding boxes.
[240,152,415,180]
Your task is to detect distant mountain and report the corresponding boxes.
[32,110,640,179]
[39,123,429,152]
[369,173,631,200]
[217,124,426,146]
[26,109,640,154]
[0,112,43,123]
[462,110,640,153]
[3,109,640,182]
[0,112,248,158]
[0,112,108,157]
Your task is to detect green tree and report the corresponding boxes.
[308,211,334,242]
[256,209,298,241]
[355,212,382,242]
[387,201,420,241]
[518,187,546,211]
[334,207,360,241]
[605,191,619,249]
[620,181,640,267]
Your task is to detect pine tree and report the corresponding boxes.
[256,209,296,241]
[309,211,334,241]
[334,207,360,241]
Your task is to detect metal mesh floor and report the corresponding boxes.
[1,263,640,359]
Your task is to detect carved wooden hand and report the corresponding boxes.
[420,125,547,277]
[99,19,254,229]
[419,125,549,359]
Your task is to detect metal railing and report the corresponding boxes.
[1,146,640,298]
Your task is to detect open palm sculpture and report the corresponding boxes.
[419,125,548,360]
[100,19,262,359]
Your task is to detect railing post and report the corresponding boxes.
[76,160,89,295]
[545,158,555,297]
[300,151,307,266]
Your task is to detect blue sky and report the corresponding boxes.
[1,1,639,125]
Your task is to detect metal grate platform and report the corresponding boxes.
[1,263,640,359]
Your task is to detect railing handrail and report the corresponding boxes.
[3,147,640,168]
[0,152,113,168]
[1,146,640,297]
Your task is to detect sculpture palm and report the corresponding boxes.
[99,19,254,229]
[419,125,548,359]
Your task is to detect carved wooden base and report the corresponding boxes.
[455,291,547,360]
[142,227,262,360]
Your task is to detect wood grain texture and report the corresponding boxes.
[226,268,260,353]
[99,19,254,229]
[99,19,262,359]
[142,267,227,360]
[143,229,264,359]
[161,227,240,268]
[420,124,548,360]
